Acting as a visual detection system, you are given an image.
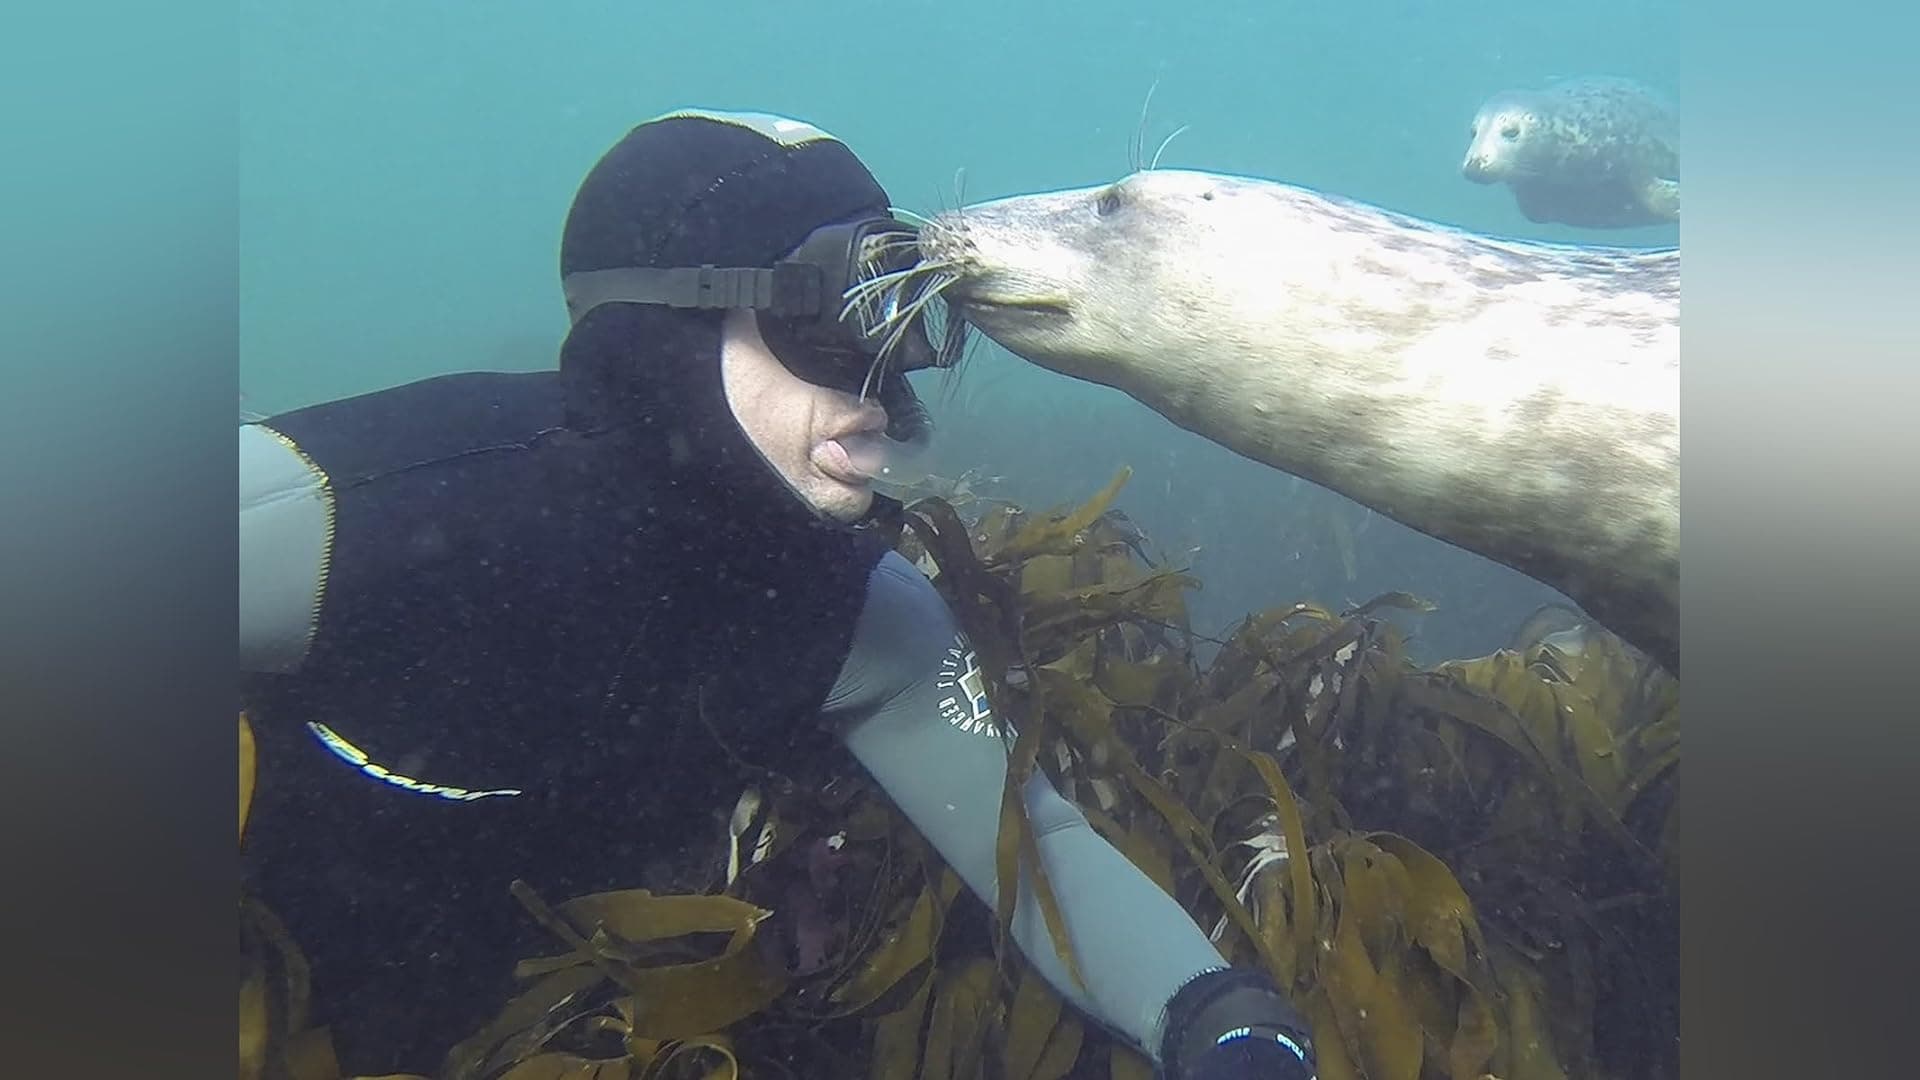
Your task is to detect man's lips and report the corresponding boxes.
[815,437,873,484]
[816,405,891,484]
[825,426,893,479]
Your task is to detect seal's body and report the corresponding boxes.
[921,168,1679,673]
[1462,76,1679,229]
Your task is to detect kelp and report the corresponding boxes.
[238,469,1678,1080]
[242,711,354,1080]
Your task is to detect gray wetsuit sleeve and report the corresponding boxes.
[826,551,1227,1062]
[239,423,333,673]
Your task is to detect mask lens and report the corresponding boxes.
[767,217,964,386]
[851,225,967,374]
[845,226,915,337]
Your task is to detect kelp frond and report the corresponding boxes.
[240,470,1678,1080]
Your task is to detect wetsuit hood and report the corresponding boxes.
[560,107,925,443]
[552,113,909,753]
[556,107,926,491]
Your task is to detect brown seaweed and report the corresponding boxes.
[238,470,1678,1080]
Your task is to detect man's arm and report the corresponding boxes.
[826,552,1315,1078]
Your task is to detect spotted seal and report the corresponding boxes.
[914,169,1680,673]
[1462,76,1679,229]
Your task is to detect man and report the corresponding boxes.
[239,108,1316,1079]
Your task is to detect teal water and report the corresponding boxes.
[242,0,1679,660]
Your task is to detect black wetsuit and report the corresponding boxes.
[239,369,1237,1074]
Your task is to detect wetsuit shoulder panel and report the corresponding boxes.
[239,371,567,674]
[822,550,974,721]
[262,370,568,484]
[240,422,333,672]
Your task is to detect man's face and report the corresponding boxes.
[721,309,889,522]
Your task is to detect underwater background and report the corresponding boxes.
[240,0,1679,665]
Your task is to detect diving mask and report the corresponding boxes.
[560,214,964,395]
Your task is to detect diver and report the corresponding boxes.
[238,108,1316,1080]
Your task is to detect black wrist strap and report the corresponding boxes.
[1158,967,1316,1080]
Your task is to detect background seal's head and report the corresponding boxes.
[1462,90,1548,183]
[557,109,947,473]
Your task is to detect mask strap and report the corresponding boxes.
[561,265,825,326]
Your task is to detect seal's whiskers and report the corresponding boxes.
[1129,79,1160,173]
[1149,124,1190,171]
[839,255,972,399]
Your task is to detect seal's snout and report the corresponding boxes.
[919,215,995,297]
[916,214,973,265]
[910,206,1075,323]
[1462,155,1495,183]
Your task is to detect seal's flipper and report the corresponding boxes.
[1641,176,1680,221]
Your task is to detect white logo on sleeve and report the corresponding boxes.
[935,635,999,737]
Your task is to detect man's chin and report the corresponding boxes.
[812,483,874,523]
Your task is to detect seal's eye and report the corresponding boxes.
[1095,187,1122,217]
[1500,122,1521,140]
